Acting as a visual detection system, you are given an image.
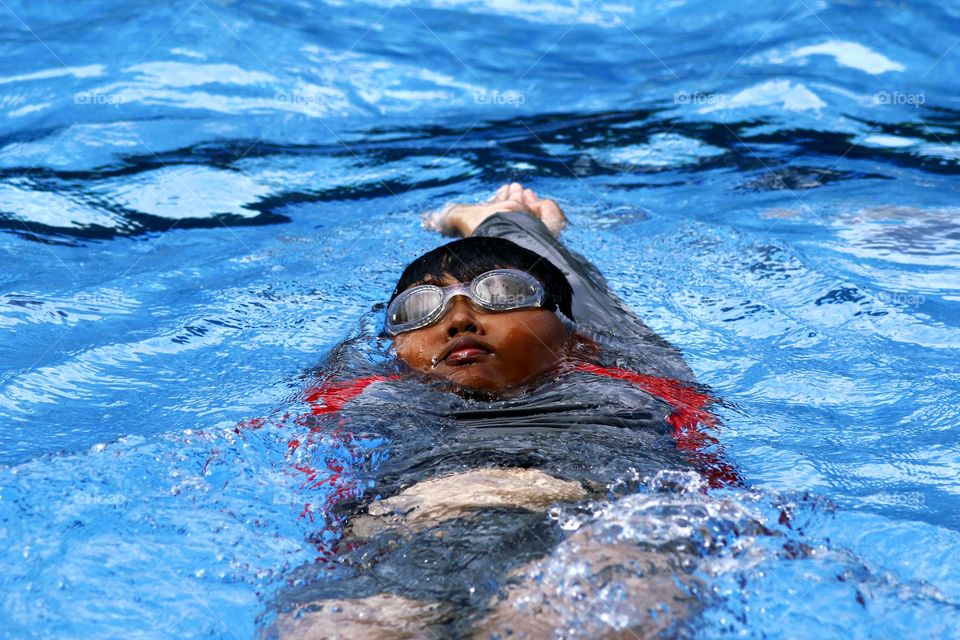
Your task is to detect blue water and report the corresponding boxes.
[2,0,960,637]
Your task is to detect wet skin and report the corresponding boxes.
[391,274,571,392]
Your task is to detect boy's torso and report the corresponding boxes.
[339,367,690,493]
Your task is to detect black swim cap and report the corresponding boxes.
[389,236,575,321]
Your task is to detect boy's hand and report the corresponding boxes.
[424,182,567,237]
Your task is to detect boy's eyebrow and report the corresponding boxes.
[410,273,459,287]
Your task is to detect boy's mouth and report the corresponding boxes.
[438,337,494,367]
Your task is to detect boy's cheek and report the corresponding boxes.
[389,337,411,366]
[390,335,436,370]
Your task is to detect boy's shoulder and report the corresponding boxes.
[321,364,692,419]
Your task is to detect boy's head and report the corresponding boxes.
[387,237,575,392]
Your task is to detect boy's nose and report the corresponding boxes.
[444,295,481,337]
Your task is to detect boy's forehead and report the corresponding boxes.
[411,272,460,288]
[408,264,527,288]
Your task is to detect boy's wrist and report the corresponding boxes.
[425,201,529,237]
[422,184,566,238]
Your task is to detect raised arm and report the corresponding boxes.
[424,182,566,238]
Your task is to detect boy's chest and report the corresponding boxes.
[448,387,670,434]
[350,372,674,432]
[347,373,685,488]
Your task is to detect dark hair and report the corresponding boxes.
[389,236,574,320]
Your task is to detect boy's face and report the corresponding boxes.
[391,274,570,392]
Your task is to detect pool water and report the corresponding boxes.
[2,0,960,637]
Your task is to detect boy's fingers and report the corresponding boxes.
[509,182,523,199]
[494,184,509,201]
[522,188,538,207]
[538,199,567,236]
[540,199,564,219]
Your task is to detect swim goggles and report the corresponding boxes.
[385,269,549,336]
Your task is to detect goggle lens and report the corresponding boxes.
[473,272,539,309]
[388,287,442,327]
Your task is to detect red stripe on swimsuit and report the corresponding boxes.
[571,363,742,488]
[302,374,401,416]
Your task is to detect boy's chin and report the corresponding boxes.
[439,366,506,393]
[433,364,549,398]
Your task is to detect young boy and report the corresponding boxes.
[268,183,736,639]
